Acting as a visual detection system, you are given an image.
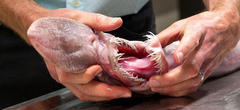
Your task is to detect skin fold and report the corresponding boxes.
[28,17,240,94]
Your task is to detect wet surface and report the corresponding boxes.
[4,71,240,110]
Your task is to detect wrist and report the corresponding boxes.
[208,2,240,25]
[15,4,48,36]
[0,0,49,43]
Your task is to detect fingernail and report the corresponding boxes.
[176,52,183,63]
[120,92,131,98]
[150,79,161,88]
[93,65,102,74]
[96,67,102,74]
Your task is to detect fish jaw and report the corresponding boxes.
[95,32,168,91]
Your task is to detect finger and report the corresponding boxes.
[151,20,185,47]
[74,80,131,99]
[185,38,227,78]
[167,87,198,97]
[149,51,200,88]
[174,26,205,63]
[44,59,59,82]
[65,84,112,101]
[57,65,103,84]
[202,50,228,78]
[80,11,122,31]
[151,73,202,95]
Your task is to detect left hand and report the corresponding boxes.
[149,9,240,96]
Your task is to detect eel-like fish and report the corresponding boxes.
[27,17,240,93]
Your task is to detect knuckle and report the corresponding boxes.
[193,40,199,46]
[92,13,106,28]
[70,12,80,20]
[192,79,201,87]
[95,14,105,23]
[58,74,67,84]
[188,66,199,78]
[65,10,83,21]
[183,44,193,50]
[212,16,229,31]
[171,21,181,28]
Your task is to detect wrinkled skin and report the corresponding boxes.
[149,10,240,96]
[28,17,240,93]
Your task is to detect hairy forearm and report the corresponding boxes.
[203,0,240,28]
[0,0,47,43]
[203,0,240,11]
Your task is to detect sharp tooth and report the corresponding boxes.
[117,53,124,57]
[117,61,146,81]
[118,57,127,61]
[144,32,157,45]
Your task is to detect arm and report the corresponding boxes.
[0,0,46,43]
[149,0,240,96]
[203,0,240,12]
[0,0,123,43]
[0,0,131,101]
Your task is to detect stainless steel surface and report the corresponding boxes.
[4,70,240,110]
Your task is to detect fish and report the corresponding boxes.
[27,17,240,93]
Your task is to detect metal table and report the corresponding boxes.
[4,70,240,110]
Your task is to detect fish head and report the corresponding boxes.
[27,17,98,73]
[27,17,169,93]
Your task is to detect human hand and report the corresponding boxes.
[149,8,240,96]
[30,9,131,101]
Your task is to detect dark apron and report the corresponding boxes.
[0,1,155,108]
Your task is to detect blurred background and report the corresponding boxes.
[152,0,204,33]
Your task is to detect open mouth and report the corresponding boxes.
[116,42,160,80]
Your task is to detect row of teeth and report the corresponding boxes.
[118,67,145,81]
[111,37,137,51]
[144,32,156,45]
[112,53,146,81]
[111,35,162,81]
[148,51,162,73]
[145,33,162,73]
[111,38,145,81]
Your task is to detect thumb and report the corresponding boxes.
[81,12,122,31]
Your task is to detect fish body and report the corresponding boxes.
[27,17,240,93]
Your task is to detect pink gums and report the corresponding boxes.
[118,56,158,79]
[117,46,159,79]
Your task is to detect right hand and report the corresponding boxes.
[30,8,132,101]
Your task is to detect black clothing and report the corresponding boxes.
[110,1,156,41]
